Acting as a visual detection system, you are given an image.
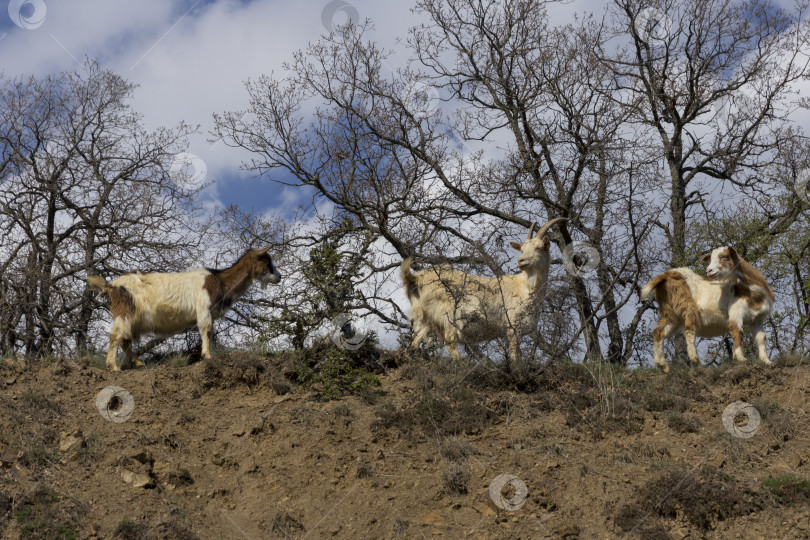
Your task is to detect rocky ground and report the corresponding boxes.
[0,349,809,539]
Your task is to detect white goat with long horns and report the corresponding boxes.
[401,218,567,360]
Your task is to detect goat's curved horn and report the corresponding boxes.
[534,217,568,239]
[527,222,539,240]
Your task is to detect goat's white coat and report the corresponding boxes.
[108,270,214,337]
[402,218,566,360]
[90,248,280,371]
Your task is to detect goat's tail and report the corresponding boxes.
[401,257,420,302]
[640,273,670,302]
[87,274,108,291]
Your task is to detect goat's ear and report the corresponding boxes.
[700,252,712,263]
[254,247,271,256]
[540,237,550,249]
[509,241,523,251]
[727,246,739,263]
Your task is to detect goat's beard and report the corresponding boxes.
[257,272,281,289]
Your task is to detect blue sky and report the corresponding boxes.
[1,0,802,220]
[0,0,423,217]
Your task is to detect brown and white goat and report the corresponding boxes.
[640,246,774,372]
[401,218,567,360]
[88,247,281,371]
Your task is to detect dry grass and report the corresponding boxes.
[614,467,767,532]
[666,411,703,433]
[442,464,470,496]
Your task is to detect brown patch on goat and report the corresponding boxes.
[400,257,420,301]
[649,271,700,329]
[204,249,272,316]
[728,320,743,352]
[734,258,775,309]
[87,275,107,291]
[107,286,135,320]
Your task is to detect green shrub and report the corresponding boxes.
[15,487,82,539]
[294,341,381,400]
[763,475,810,505]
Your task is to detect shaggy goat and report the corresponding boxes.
[640,246,774,372]
[88,247,281,371]
[401,218,567,360]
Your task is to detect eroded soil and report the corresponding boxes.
[0,352,809,539]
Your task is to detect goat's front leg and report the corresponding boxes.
[198,315,214,360]
[728,321,746,362]
[120,339,143,369]
[106,331,121,371]
[683,316,700,367]
[751,322,771,365]
[410,326,430,349]
[507,329,519,365]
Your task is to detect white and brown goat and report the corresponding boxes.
[88,247,281,371]
[401,218,567,360]
[640,246,774,372]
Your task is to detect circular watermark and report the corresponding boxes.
[634,7,672,42]
[401,80,440,120]
[562,243,600,278]
[715,88,759,126]
[488,473,528,511]
[321,0,359,35]
[794,169,810,204]
[95,386,135,423]
[330,313,368,350]
[8,0,46,30]
[721,401,760,439]
[169,152,207,191]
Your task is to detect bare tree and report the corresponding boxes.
[214,0,810,366]
[604,0,810,362]
[0,59,203,357]
[213,2,657,367]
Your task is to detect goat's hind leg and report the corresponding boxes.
[683,314,700,367]
[652,321,677,373]
[751,321,771,365]
[106,318,131,371]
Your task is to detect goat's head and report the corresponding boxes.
[701,246,739,279]
[510,218,568,271]
[251,247,282,289]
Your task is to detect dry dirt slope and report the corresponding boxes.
[0,351,809,539]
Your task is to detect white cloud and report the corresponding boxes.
[1,0,420,212]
